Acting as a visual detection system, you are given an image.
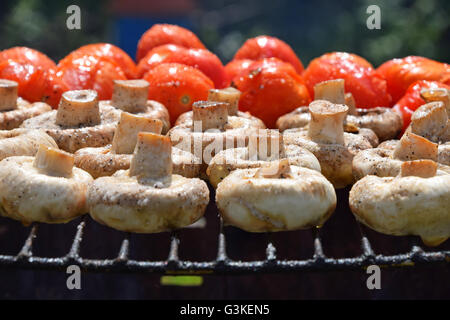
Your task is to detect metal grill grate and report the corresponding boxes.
[0,210,449,274]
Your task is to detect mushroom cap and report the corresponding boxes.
[0,156,92,225]
[100,100,170,134]
[207,144,321,188]
[283,129,372,188]
[216,166,336,232]
[0,128,57,161]
[175,109,266,129]
[74,145,201,178]
[20,103,121,153]
[276,106,402,141]
[0,101,51,130]
[349,173,450,246]
[88,170,209,233]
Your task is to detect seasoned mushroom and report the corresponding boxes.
[0,128,57,161]
[409,100,449,143]
[216,159,336,232]
[100,80,170,134]
[21,90,122,153]
[276,79,402,141]
[353,131,450,180]
[175,87,265,129]
[0,79,51,129]
[88,132,210,233]
[74,112,200,178]
[207,129,321,188]
[0,145,93,225]
[350,159,450,246]
[283,100,372,188]
[169,100,262,177]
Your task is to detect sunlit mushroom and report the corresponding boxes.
[88,132,209,233]
[0,145,93,225]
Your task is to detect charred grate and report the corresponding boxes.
[0,213,448,274]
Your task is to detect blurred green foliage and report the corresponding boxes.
[0,0,448,67]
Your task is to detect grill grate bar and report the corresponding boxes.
[168,233,180,263]
[18,224,38,258]
[216,218,227,262]
[67,219,86,260]
[312,228,325,260]
[117,235,130,262]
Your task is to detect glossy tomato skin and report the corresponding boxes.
[143,63,214,124]
[234,58,311,128]
[302,52,391,109]
[57,54,127,101]
[224,59,253,86]
[60,43,137,79]
[393,80,450,133]
[137,44,226,88]
[0,47,56,69]
[377,56,450,103]
[234,36,304,74]
[136,24,205,62]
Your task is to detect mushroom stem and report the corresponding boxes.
[255,159,291,178]
[111,112,163,154]
[192,101,228,132]
[308,100,348,145]
[421,88,450,114]
[0,79,18,111]
[248,129,284,161]
[393,132,438,161]
[400,160,437,178]
[33,144,74,177]
[314,79,346,104]
[56,90,100,126]
[129,132,172,183]
[410,101,448,141]
[208,87,241,115]
[111,80,149,113]
[344,92,357,115]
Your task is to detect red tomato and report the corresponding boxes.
[60,43,137,79]
[57,54,127,100]
[377,56,450,103]
[224,59,253,86]
[0,47,55,69]
[302,52,391,108]
[393,80,450,133]
[136,24,205,62]
[234,58,311,128]
[234,36,304,73]
[143,63,214,124]
[137,44,226,88]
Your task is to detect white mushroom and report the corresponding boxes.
[284,100,372,188]
[276,79,402,141]
[0,79,51,129]
[100,80,170,133]
[409,101,449,143]
[74,112,200,178]
[207,130,321,188]
[88,132,210,233]
[175,87,266,129]
[0,145,93,225]
[350,159,450,246]
[216,159,336,232]
[0,128,57,161]
[21,90,122,153]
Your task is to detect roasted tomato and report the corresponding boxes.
[57,54,127,100]
[136,24,205,62]
[0,47,56,69]
[393,80,450,133]
[143,63,214,124]
[377,56,450,103]
[59,43,137,79]
[234,58,311,128]
[302,52,391,108]
[137,44,227,88]
[233,36,304,74]
[224,59,253,86]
